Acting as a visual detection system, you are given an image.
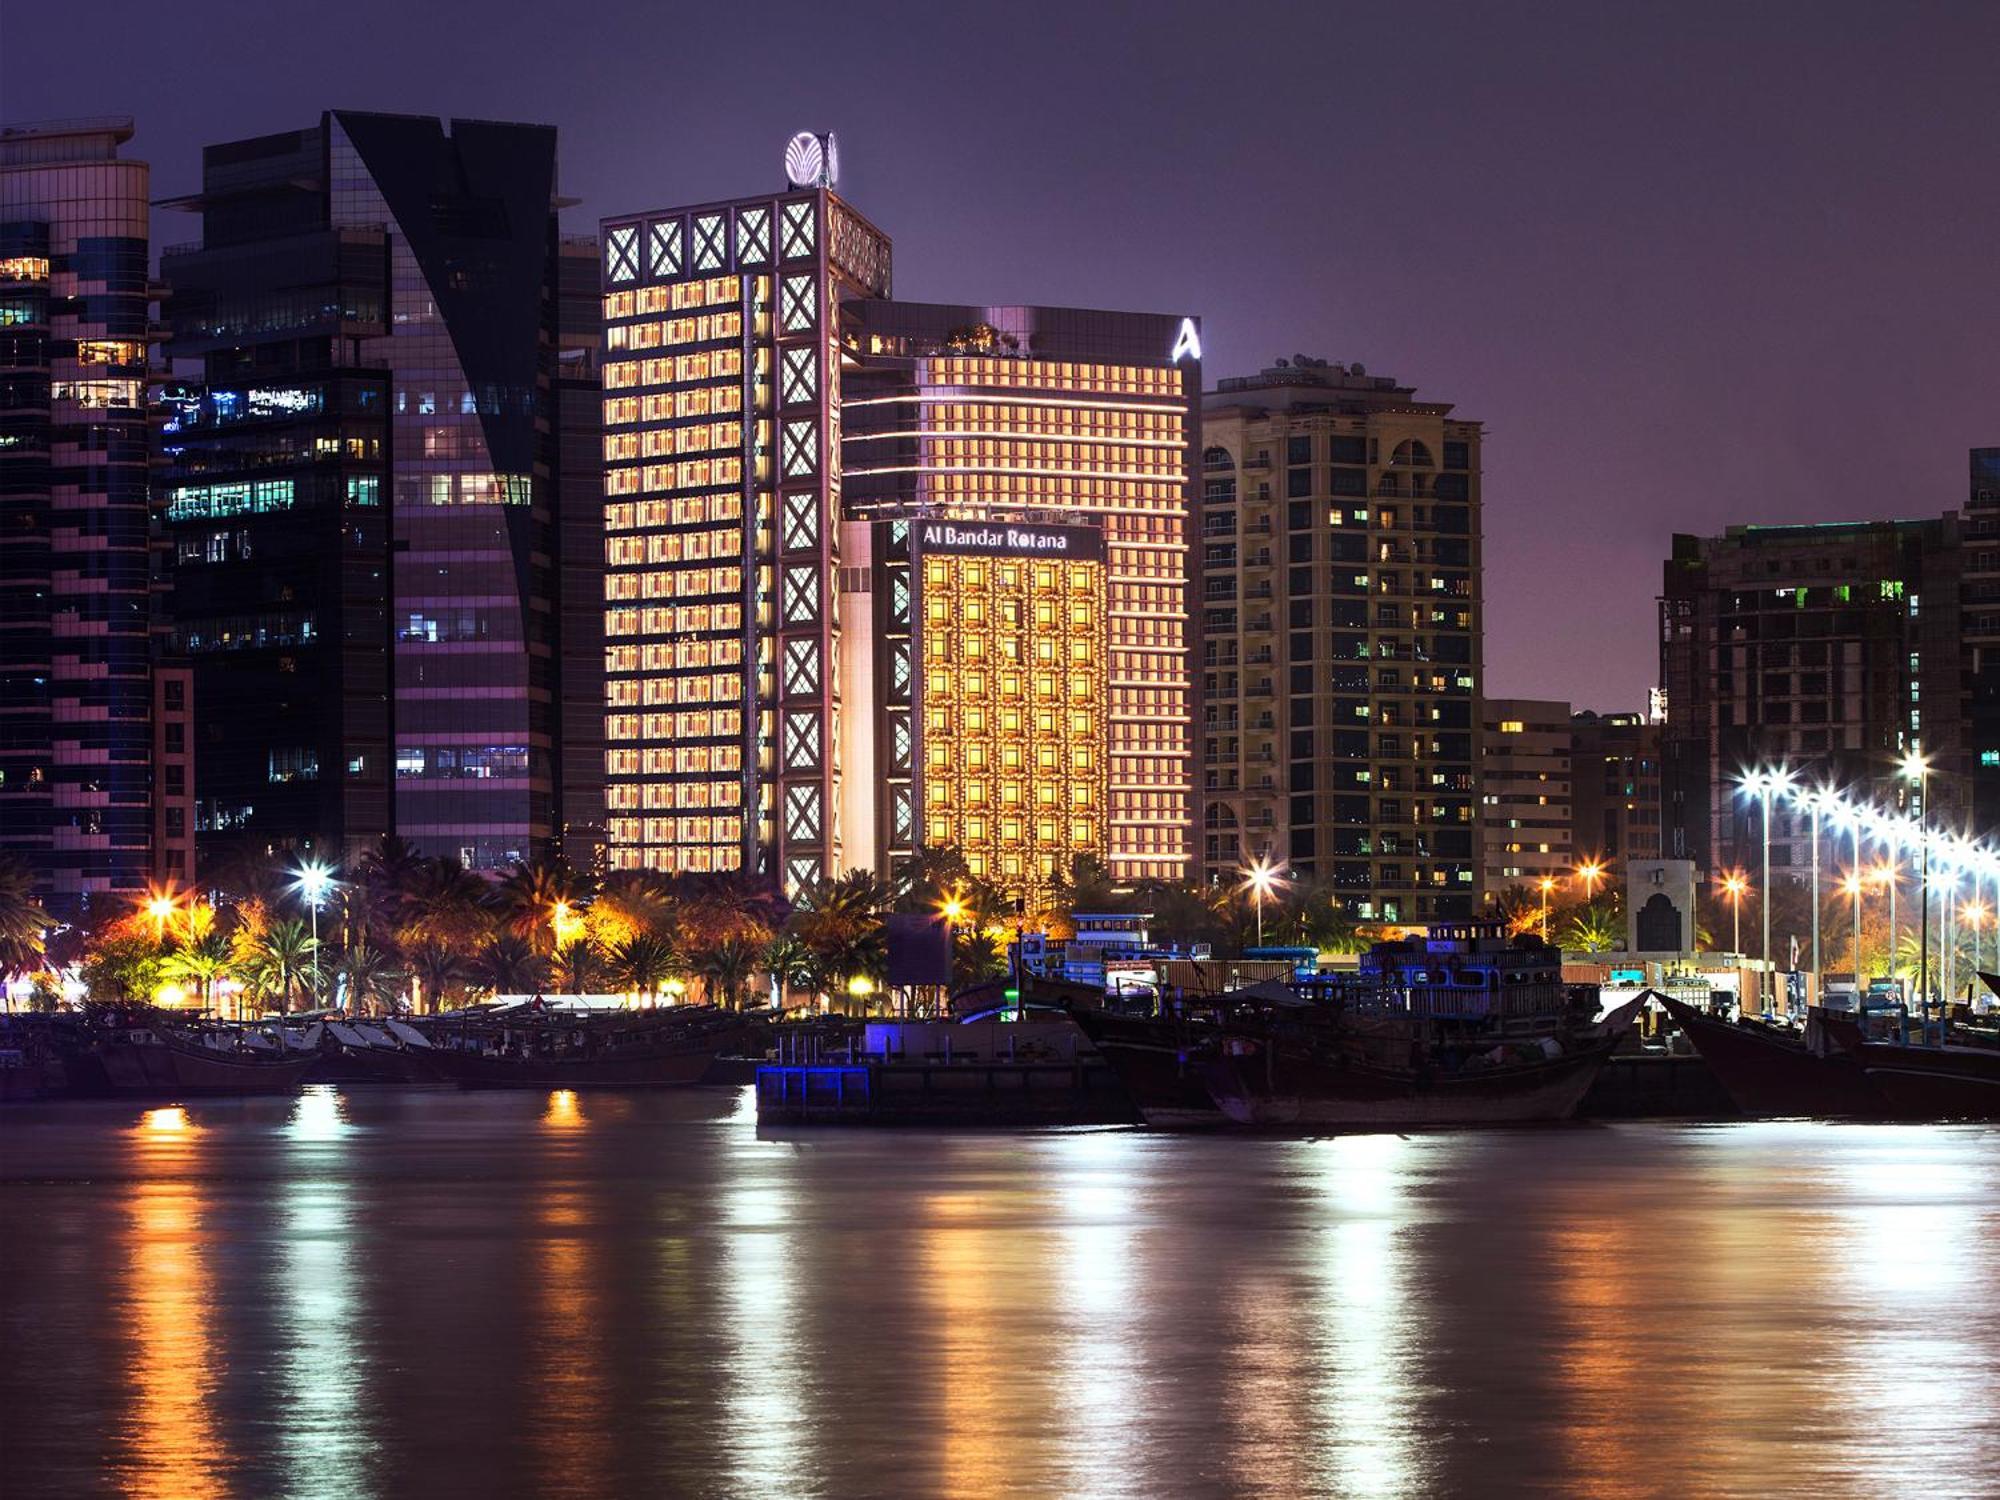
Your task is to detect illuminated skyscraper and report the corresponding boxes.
[1198,357,1484,922]
[599,138,1197,896]
[0,119,187,920]
[159,112,599,874]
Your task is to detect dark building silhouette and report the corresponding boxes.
[1569,709,1661,866]
[1659,519,1965,880]
[158,111,599,876]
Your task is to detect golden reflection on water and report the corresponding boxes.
[533,1185,607,1497]
[118,1109,223,1499]
[542,1089,585,1130]
[918,1189,1016,1500]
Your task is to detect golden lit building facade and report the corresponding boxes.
[597,153,892,886]
[1199,358,1484,923]
[897,521,1108,894]
[602,140,1197,894]
[841,305,1199,887]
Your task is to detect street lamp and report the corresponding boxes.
[292,860,335,1014]
[1900,747,1931,1006]
[1576,859,1605,903]
[1721,871,1749,958]
[1798,787,1825,984]
[1840,871,1864,992]
[145,891,177,947]
[1737,766,1791,1014]
[1241,857,1284,948]
[1537,875,1558,944]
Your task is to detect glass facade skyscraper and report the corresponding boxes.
[0,119,164,920]
[159,111,598,874]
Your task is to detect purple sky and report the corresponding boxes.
[9,1,1998,710]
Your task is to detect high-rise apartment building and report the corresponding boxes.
[597,138,1197,897]
[1197,357,1483,923]
[1659,519,1965,880]
[0,119,188,919]
[1569,709,1662,866]
[1478,698,1572,895]
[1961,448,2000,833]
[158,111,599,874]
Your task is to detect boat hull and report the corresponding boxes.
[99,1041,317,1096]
[1850,1042,2000,1120]
[1067,1009,1227,1127]
[1201,1035,1620,1130]
[1660,999,1883,1118]
[426,1025,744,1089]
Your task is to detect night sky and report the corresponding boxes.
[7,0,1997,709]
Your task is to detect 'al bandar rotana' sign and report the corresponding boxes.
[915,521,1103,562]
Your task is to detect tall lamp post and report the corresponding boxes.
[1900,748,1931,1007]
[293,861,334,1014]
[1803,789,1823,986]
[1721,872,1748,960]
[1242,858,1284,948]
[1537,875,1558,944]
[1841,872,1864,990]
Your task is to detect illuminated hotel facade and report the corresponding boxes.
[598,139,1197,895]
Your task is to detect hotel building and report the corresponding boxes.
[597,139,1197,896]
[1197,357,1484,923]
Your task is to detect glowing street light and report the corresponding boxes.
[1537,875,1559,944]
[1900,746,1932,1005]
[1241,857,1285,948]
[1720,871,1749,958]
[292,860,335,1014]
[145,890,177,946]
[1575,859,1605,902]
[1737,765,1790,1014]
[1839,870,1865,986]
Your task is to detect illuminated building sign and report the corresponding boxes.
[784,131,839,189]
[1170,316,1202,363]
[914,520,1102,562]
[910,522,1110,897]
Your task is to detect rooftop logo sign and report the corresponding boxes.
[784,131,839,189]
[1170,317,1202,363]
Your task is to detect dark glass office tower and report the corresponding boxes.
[0,119,157,921]
[160,111,599,874]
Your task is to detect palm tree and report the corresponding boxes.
[398,857,492,950]
[1561,906,1622,955]
[354,834,426,942]
[338,937,405,1015]
[553,938,598,996]
[241,916,318,1014]
[691,932,762,1010]
[607,933,679,1000]
[492,857,585,955]
[160,931,233,1013]
[0,854,51,984]
[474,933,548,997]
[762,930,814,1011]
[406,939,473,1015]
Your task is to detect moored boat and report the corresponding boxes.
[423,1005,747,1089]
[97,1025,319,1096]
[1817,1011,2000,1119]
[1658,998,1884,1118]
[1199,997,1642,1130]
[1066,1007,1230,1128]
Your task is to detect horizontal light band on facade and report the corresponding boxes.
[841,393,1186,416]
[845,429,1185,450]
[845,464,1186,482]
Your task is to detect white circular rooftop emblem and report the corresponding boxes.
[784,131,838,189]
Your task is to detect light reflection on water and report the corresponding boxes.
[5,1100,2000,1497]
